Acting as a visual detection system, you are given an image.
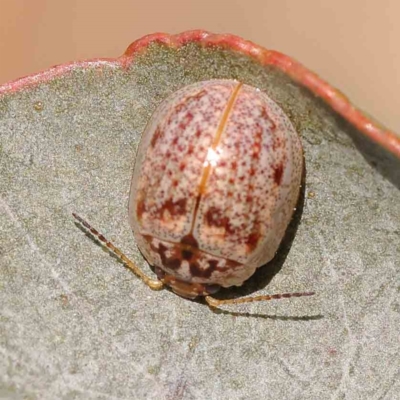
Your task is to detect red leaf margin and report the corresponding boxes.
[1,29,399,158]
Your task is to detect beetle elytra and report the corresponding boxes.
[73,80,314,307]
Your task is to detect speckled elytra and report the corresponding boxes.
[73,80,314,307]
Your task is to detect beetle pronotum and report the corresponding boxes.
[73,80,314,307]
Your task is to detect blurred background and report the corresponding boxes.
[1,0,399,132]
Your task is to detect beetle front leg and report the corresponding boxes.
[72,213,164,291]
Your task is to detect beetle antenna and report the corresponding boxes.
[72,213,164,290]
[205,291,315,308]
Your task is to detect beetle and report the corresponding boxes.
[73,80,314,307]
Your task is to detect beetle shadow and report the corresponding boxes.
[206,307,323,321]
[211,167,306,299]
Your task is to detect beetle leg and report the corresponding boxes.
[72,213,164,290]
[205,291,315,308]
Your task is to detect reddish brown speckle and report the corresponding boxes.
[182,111,194,126]
[150,127,163,148]
[272,136,284,151]
[187,144,195,155]
[273,164,284,185]
[260,107,276,130]
[252,144,261,157]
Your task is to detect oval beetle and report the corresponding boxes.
[73,80,314,307]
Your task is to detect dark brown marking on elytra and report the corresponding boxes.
[204,207,239,236]
[189,258,227,279]
[159,198,187,218]
[181,249,193,261]
[142,234,153,244]
[245,232,261,252]
[157,242,167,254]
[165,258,181,270]
[189,262,213,278]
[150,127,163,148]
[146,239,182,271]
[273,164,284,186]
[207,259,219,271]
[205,207,227,228]
[180,233,199,248]
[136,198,146,220]
[143,233,243,282]
[189,260,241,278]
